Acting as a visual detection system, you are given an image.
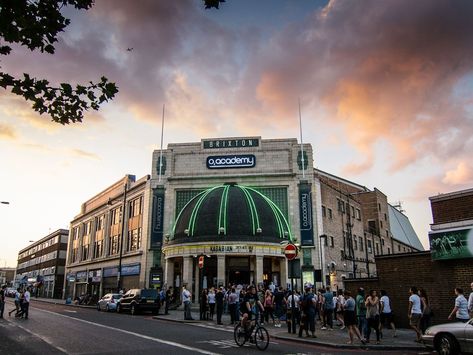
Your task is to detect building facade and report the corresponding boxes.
[0,268,15,287]
[64,175,153,302]
[64,136,424,301]
[15,229,69,298]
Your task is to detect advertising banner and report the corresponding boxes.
[429,227,473,260]
[299,182,314,246]
[151,187,165,249]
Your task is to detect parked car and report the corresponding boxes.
[97,293,122,312]
[422,318,473,355]
[116,289,160,315]
[6,288,17,297]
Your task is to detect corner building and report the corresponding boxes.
[157,138,320,299]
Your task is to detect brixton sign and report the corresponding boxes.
[203,138,259,149]
[206,155,256,169]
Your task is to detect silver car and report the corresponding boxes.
[97,293,122,312]
[422,318,473,355]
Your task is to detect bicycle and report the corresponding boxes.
[234,317,269,350]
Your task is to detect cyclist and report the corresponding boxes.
[241,285,265,340]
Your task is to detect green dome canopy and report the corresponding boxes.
[171,184,293,243]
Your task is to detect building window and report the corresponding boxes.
[346,202,350,215]
[328,208,333,219]
[368,220,377,234]
[82,221,91,236]
[367,240,372,254]
[129,196,143,218]
[341,250,345,259]
[111,207,122,225]
[127,228,142,251]
[386,230,389,238]
[378,203,381,211]
[380,220,383,229]
[375,243,379,255]
[71,226,80,263]
[398,244,401,252]
[94,234,104,259]
[384,213,387,221]
[330,236,334,247]
[351,206,355,217]
[96,214,105,231]
[337,199,345,213]
[322,206,326,218]
[359,236,364,252]
[387,247,391,254]
[356,209,361,220]
[381,239,385,246]
[81,235,89,260]
[354,238,358,250]
[324,237,328,246]
[302,248,311,266]
[109,235,120,255]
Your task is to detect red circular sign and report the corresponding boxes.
[198,256,204,269]
[284,244,298,260]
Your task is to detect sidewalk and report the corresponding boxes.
[29,296,96,309]
[154,310,426,351]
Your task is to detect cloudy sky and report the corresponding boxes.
[1,0,472,267]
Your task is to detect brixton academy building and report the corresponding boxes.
[65,136,422,301]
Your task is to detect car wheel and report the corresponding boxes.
[436,334,460,355]
[131,304,136,316]
[97,304,101,311]
[116,304,121,313]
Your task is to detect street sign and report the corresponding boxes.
[198,255,204,269]
[284,243,298,260]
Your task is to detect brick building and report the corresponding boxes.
[15,229,69,298]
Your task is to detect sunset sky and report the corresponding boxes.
[1,0,473,268]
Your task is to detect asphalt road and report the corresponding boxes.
[0,300,432,355]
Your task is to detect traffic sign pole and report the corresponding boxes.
[284,243,298,334]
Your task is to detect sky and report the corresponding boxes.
[1,0,473,268]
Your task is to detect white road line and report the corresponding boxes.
[6,320,68,354]
[35,308,222,355]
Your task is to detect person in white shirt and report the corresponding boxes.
[286,292,300,334]
[182,285,193,320]
[408,286,422,343]
[448,288,469,323]
[468,282,473,318]
[379,290,396,337]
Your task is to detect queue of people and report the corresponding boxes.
[0,285,31,319]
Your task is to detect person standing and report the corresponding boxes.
[408,286,423,343]
[419,288,431,334]
[0,285,6,318]
[22,287,31,319]
[273,286,286,328]
[208,288,216,320]
[365,289,380,344]
[448,288,469,323]
[164,286,173,315]
[200,289,209,320]
[380,290,397,337]
[299,286,317,338]
[263,289,274,324]
[343,291,365,345]
[322,286,334,330]
[9,288,21,317]
[356,288,367,339]
[215,287,224,325]
[286,290,300,334]
[336,289,346,329]
[228,288,238,325]
[182,285,193,320]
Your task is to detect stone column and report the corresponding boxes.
[165,258,174,289]
[217,255,225,287]
[182,256,193,289]
[279,258,288,288]
[254,255,263,286]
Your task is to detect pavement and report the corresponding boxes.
[29,297,426,351]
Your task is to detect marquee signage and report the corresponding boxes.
[206,154,256,169]
[209,245,255,253]
[203,138,259,149]
[299,183,314,246]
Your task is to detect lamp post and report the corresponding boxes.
[116,182,128,293]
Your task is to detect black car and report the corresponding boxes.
[116,289,160,315]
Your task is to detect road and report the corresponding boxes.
[0,300,431,355]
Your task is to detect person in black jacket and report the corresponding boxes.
[215,287,225,325]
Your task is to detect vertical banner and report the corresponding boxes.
[299,182,314,246]
[151,187,165,249]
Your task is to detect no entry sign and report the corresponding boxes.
[284,243,298,260]
[198,255,204,269]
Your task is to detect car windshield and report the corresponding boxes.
[113,294,122,299]
[140,289,158,298]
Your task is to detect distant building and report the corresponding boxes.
[316,169,423,288]
[64,175,151,302]
[15,229,69,298]
[0,267,15,286]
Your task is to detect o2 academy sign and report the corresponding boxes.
[207,155,256,169]
[203,138,259,149]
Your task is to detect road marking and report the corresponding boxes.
[5,320,68,354]
[64,310,77,313]
[35,308,222,355]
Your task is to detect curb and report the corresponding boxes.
[31,298,96,309]
[153,315,201,324]
[273,333,426,351]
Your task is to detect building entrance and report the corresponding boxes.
[227,257,250,285]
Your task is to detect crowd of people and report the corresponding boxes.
[0,285,31,319]
[179,281,473,346]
